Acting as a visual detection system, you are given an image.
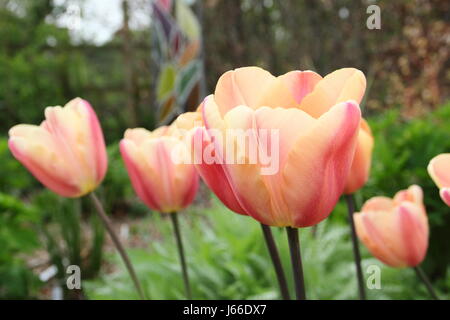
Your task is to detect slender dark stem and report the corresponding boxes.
[170,212,192,299]
[345,194,366,300]
[260,223,291,300]
[414,266,440,300]
[89,192,145,300]
[286,227,306,300]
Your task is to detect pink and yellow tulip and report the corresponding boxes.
[8,98,107,198]
[428,154,450,206]
[120,112,200,213]
[354,185,429,267]
[193,66,363,228]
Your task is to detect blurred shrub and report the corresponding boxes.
[0,137,41,298]
[0,192,41,298]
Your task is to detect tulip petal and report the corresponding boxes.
[439,188,450,207]
[214,67,275,115]
[254,106,315,168]
[299,68,366,118]
[344,119,374,194]
[120,139,161,210]
[192,127,248,215]
[397,203,428,267]
[354,210,406,267]
[360,196,395,212]
[428,153,450,188]
[394,184,423,206]
[8,134,81,197]
[254,77,299,109]
[171,111,202,130]
[282,101,361,227]
[82,99,108,183]
[278,70,322,104]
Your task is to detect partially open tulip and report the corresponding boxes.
[428,154,450,206]
[354,185,429,267]
[120,112,200,213]
[193,66,362,228]
[8,98,107,198]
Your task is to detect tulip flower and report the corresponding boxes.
[120,113,200,214]
[194,67,361,228]
[354,185,439,299]
[192,66,362,299]
[428,153,450,206]
[8,97,107,198]
[8,98,145,299]
[120,112,201,299]
[354,185,428,268]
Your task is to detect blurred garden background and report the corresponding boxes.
[0,0,449,299]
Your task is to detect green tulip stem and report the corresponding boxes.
[345,193,366,300]
[90,192,145,300]
[414,266,440,300]
[286,227,306,300]
[260,223,291,300]
[170,212,192,299]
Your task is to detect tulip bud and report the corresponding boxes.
[8,98,107,197]
[120,113,200,213]
[354,185,429,267]
[428,153,450,206]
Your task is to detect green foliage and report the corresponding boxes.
[0,192,41,298]
[0,2,75,135]
[84,199,448,300]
